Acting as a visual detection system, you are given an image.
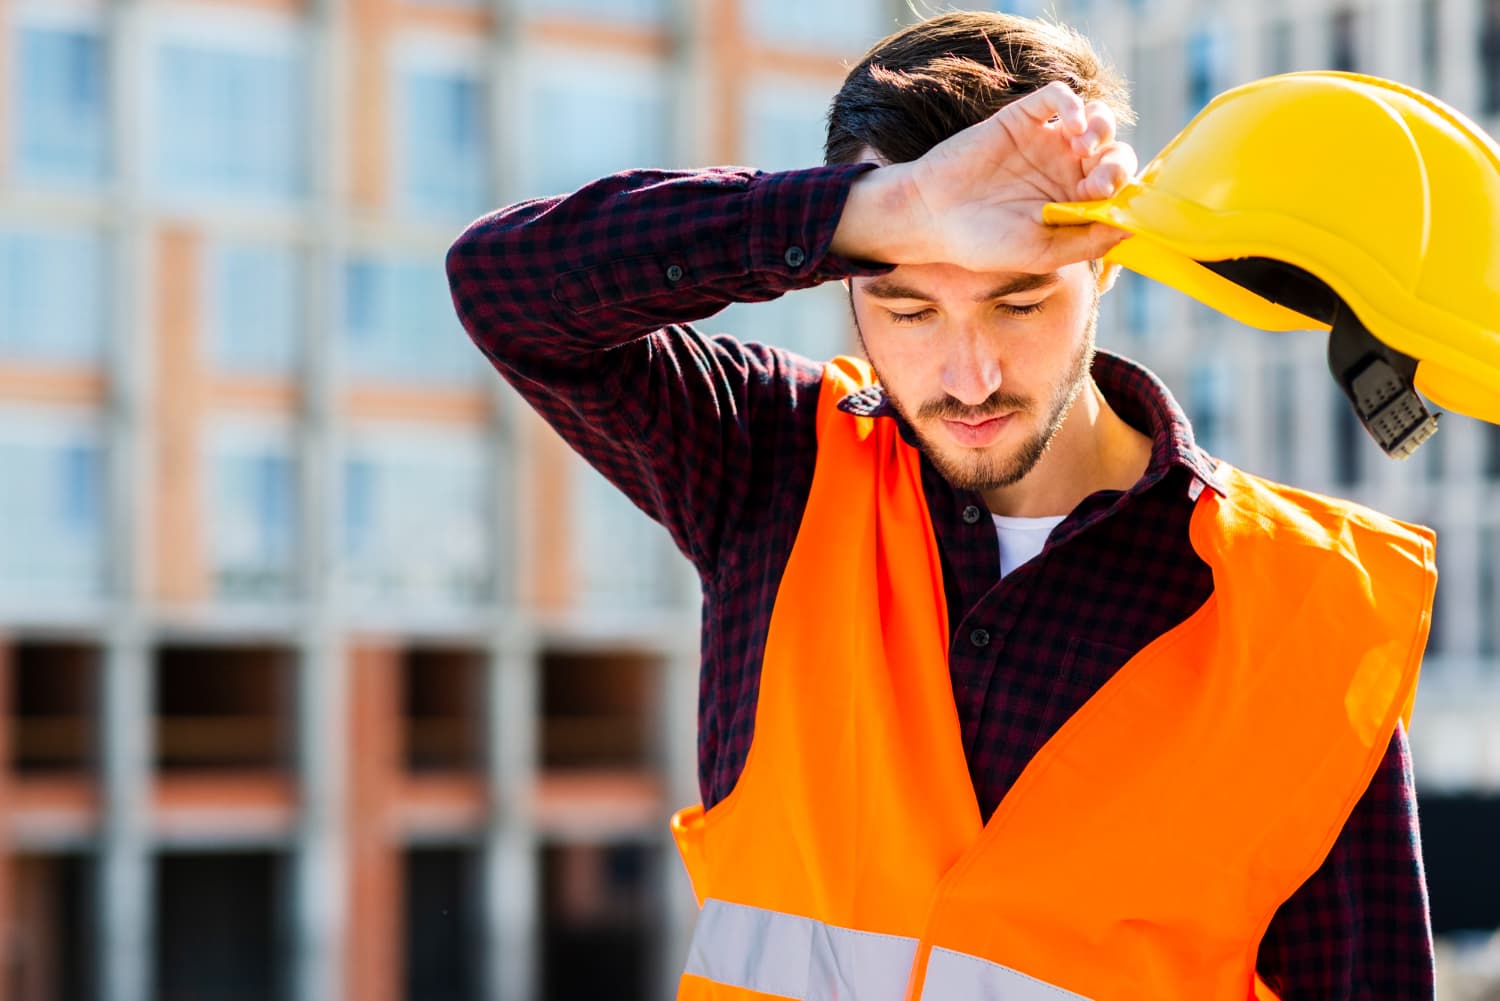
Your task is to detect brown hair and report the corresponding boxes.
[825,10,1134,166]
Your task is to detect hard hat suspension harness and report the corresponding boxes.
[1202,258,1441,459]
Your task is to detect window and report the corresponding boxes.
[525,59,668,194]
[1331,388,1363,487]
[0,416,105,600]
[1187,354,1234,459]
[343,432,492,607]
[1268,355,1299,482]
[1483,0,1500,116]
[573,459,678,610]
[0,227,107,364]
[518,0,664,23]
[155,853,288,1001]
[994,0,1047,14]
[743,84,831,172]
[402,647,485,773]
[715,283,853,362]
[155,38,307,201]
[11,641,99,774]
[1330,7,1360,74]
[405,849,482,1001]
[744,0,884,53]
[155,644,293,772]
[206,422,298,602]
[343,254,478,384]
[1114,271,1164,346]
[1265,19,1295,75]
[1421,0,1442,94]
[14,24,108,183]
[1186,18,1230,114]
[398,67,490,220]
[719,84,853,361]
[207,242,301,373]
[1479,526,1497,660]
[10,853,97,1001]
[542,843,662,1001]
[1426,521,1446,655]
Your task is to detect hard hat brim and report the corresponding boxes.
[1044,193,1500,426]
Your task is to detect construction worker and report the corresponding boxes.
[446,11,1437,1000]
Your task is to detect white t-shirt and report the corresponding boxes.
[992,513,1067,578]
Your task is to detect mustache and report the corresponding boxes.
[916,390,1033,423]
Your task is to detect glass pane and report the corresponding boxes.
[573,459,676,610]
[207,429,298,602]
[155,853,287,1001]
[1186,18,1230,115]
[1484,0,1500,116]
[155,42,307,201]
[342,254,478,383]
[1187,353,1234,459]
[744,0,884,54]
[208,242,301,373]
[1479,526,1497,660]
[0,427,105,599]
[518,0,664,22]
[15,26,108,184]
[1330,7,1360,73]
[342,435,491,607]
[715,282,852,362]
[528,73,667,193]
[400,68,490,221]
[0,227,107,363]
[743,87,830,172]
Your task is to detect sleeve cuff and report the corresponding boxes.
[745,163,894,289]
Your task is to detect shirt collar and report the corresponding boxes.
[834,349,1226,498]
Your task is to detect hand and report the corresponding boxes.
[831,81,1137,273]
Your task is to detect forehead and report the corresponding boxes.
[853,260,1090,299]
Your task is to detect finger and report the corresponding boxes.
[1071,101,1118,156]
[1011,80,1086,135]
[1077,141,1138,199]
[1036,221,1131,271]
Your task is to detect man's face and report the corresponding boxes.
[848,259,1101,493]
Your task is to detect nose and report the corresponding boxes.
[939,326,1003,408]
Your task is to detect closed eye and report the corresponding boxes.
[1002,301,1047,318]
[887,308,936,325]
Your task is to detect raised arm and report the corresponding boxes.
[445,164,888,575]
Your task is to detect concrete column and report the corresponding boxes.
[291,3,349,1001]
[659,633,701,998]
[99,1,154,999]
[483,623,539,1001]
[98,625,152,1001]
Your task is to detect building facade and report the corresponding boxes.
[0,0,1495,999]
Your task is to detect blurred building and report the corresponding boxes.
[0,1,1496,1001]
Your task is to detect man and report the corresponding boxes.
[446,11,1435,999]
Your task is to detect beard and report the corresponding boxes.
[854,295,1098,494]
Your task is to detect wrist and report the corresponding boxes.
[830,163,926,265]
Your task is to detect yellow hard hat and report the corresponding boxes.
[1045,71,1500,457]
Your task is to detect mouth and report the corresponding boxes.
[941,413,1014,448]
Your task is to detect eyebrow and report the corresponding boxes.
[862,272,1062,302]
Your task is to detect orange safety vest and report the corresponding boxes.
[670,357,1436,1001]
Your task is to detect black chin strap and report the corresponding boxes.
[1200,258,1439,459]
[1325,304,1440,459]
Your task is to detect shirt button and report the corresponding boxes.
[962,504,982,524]
[783,245,806,268]
[970,628,991,648]
[666,264,685,282]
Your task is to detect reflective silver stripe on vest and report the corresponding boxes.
[684,899,918,1000]
[919,946,1094,1001]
